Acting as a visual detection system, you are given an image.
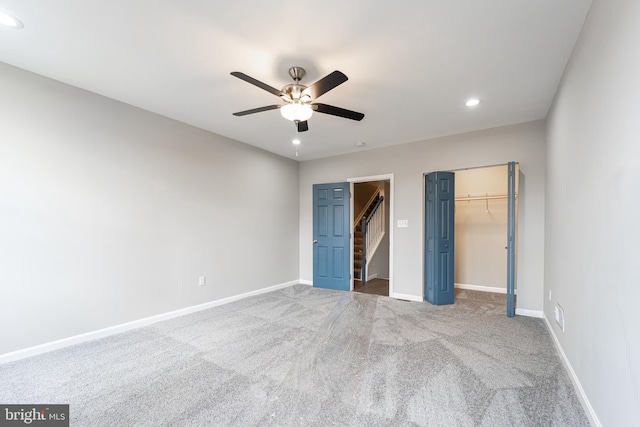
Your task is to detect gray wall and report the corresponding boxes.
[299,121,546,310]
[545,0,640,424]
[0,62,300,354]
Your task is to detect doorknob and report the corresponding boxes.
[313,240,318,244]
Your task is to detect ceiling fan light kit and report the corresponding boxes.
[231,66,364,132]
[280,102,313,122]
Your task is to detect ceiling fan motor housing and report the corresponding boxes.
[282,83,307,101]
[283,67,308,101]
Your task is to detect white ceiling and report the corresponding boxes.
[0,0,592,161]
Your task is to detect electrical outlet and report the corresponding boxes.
[199,276,206,286]
[555,303,565,332]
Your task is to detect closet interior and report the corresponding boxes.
[454,165,516,295]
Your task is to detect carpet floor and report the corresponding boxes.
[0,285,589,426]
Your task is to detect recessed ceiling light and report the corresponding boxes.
[355,142,366,147]
[292,138,301,146]
[0,11,24,29]
[465,98,481,107]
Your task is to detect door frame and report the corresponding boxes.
[347,174,394,296]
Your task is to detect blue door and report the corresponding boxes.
[313,182,350,291]
[506,162,517,317]
[424,172,455,305]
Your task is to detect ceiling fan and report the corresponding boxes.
[231,67,364,132]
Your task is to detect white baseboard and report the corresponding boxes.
[515,308,544,318]
[0,279,302,365]
[543,315,601,427]
[366,273,378,281]
[390,292,423,302]
[455,283,514,294]
[298,279,313,286]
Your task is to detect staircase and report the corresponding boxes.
[354,193,384,281]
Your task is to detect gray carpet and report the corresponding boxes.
[0,285,589,426]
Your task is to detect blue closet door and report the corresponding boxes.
[424,172,455,305]
[507,162,517,317]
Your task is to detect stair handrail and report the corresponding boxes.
[354,186,382,228]
[364,195,384,226]
[363,196,384,244]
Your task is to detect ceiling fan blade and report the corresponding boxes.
[303,71,348,99]
[296,120,309,132]
[231,72,286,98]
[312,103,365,121]
[232,105,281,116]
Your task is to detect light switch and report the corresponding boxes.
[199,276,206,286]
[397,220,408,228]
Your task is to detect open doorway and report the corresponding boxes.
[455,165,510,291]
[424,163,519,316]
[349,175,393,297]
[453,163,519,314]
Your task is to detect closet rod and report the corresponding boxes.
[454,194,518,202]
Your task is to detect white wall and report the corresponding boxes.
[545,0,640,424]
[454,166,508,289]
[299,121,546,311]
[0,62,300,355]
